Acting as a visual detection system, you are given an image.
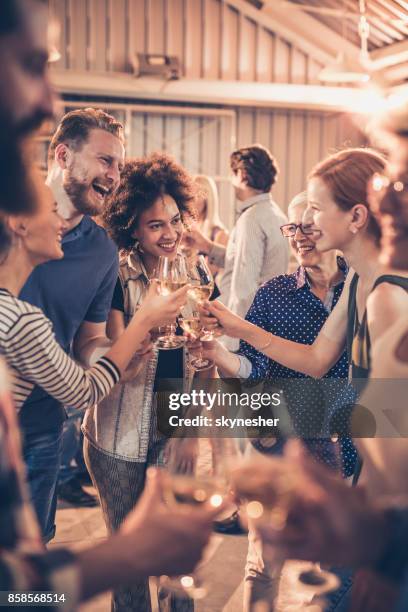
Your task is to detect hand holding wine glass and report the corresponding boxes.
[137,279,189,328]
[160,436,238,599]
[155,255,189,350]
[182,254,218,370]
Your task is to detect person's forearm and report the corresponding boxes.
[207,242,226,268]
[76,337,113,367]
[213,342,241,377]
[77,532,148,601]
[237,320,327,378]
[105,311,152,374]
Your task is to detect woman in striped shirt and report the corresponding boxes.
[0,176,188,412]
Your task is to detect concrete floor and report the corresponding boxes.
[49,483,324,612]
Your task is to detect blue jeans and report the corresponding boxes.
[22,426,63,542]
[58,408,86,485]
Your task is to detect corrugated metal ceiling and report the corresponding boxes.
[287,0,408,50]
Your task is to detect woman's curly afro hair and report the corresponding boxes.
[103,152,197,251]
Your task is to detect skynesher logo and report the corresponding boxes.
[168,389,282,411]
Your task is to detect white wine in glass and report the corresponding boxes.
[156,255,188,350]
[185,255,216,371]
[160,437,236,600]
[179,316,204,337]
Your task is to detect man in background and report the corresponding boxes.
[188,144,289,350]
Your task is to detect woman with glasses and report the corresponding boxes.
[195,147,408,610]
[200,148,408,389]
[190,190,353,611]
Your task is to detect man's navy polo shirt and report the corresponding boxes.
[19,215,118,434]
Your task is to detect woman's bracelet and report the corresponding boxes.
[255,333,273,352]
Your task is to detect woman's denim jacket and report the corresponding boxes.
[83,250,193,462]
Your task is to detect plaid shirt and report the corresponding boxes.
[0,359,79,609]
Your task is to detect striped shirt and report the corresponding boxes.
[0,289,120,411]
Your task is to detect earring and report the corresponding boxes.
[351,227,358,234]
[134,239,144,253]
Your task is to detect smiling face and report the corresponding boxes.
[307,177,355,253]
[133,194,184,260]
[62,128,124,216]
[287,203,323,267]
[21,179,67,266]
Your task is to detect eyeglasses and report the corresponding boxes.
[280,223,316,238]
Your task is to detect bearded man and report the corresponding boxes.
[19,108,125,541]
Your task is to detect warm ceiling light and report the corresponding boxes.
[319,52,370,84]
[48,46,61,63]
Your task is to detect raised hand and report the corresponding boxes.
[138,280,189,328]
[231,441,388,567]
[200,300,246,338]
[120,467,223,576]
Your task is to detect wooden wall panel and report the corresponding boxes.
[270,111,289,209]
[50,0,331,85]
[236,108,254,148]
[87,0,108,72]
[108,0,127,72]
[183,117,202,175]
[128,0,147,62]
[67,0,87,71]
[184,0,203,78]
[147,0,165,55]
[304,114,322,177]
[203,0,221,79]
[166,0,184,69]
[164,116,184,164]
[201,118,220,177]
[49,0,69,69]
[291,48,308,85]
[130,113,146,157]
[286,112,306,203]
[220,3,239,80]
[273,37,291,84]
[255,27,274,83]
[238,15,257,82]
[145,114,165,154]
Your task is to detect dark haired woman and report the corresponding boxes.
[83,153,198,612]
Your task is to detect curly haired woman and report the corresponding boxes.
[83,153,197,612]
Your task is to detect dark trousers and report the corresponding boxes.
[22,426,63,542]
[84,438,194,612]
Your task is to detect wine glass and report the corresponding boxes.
[155,254,188,350]
[241,444,341,610]
[160,436,237,600]
[184,254,215,371]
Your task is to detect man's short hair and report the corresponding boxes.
[48,107,124,166]
[230,144,279,192]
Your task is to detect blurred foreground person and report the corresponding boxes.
[0,0,54,214]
